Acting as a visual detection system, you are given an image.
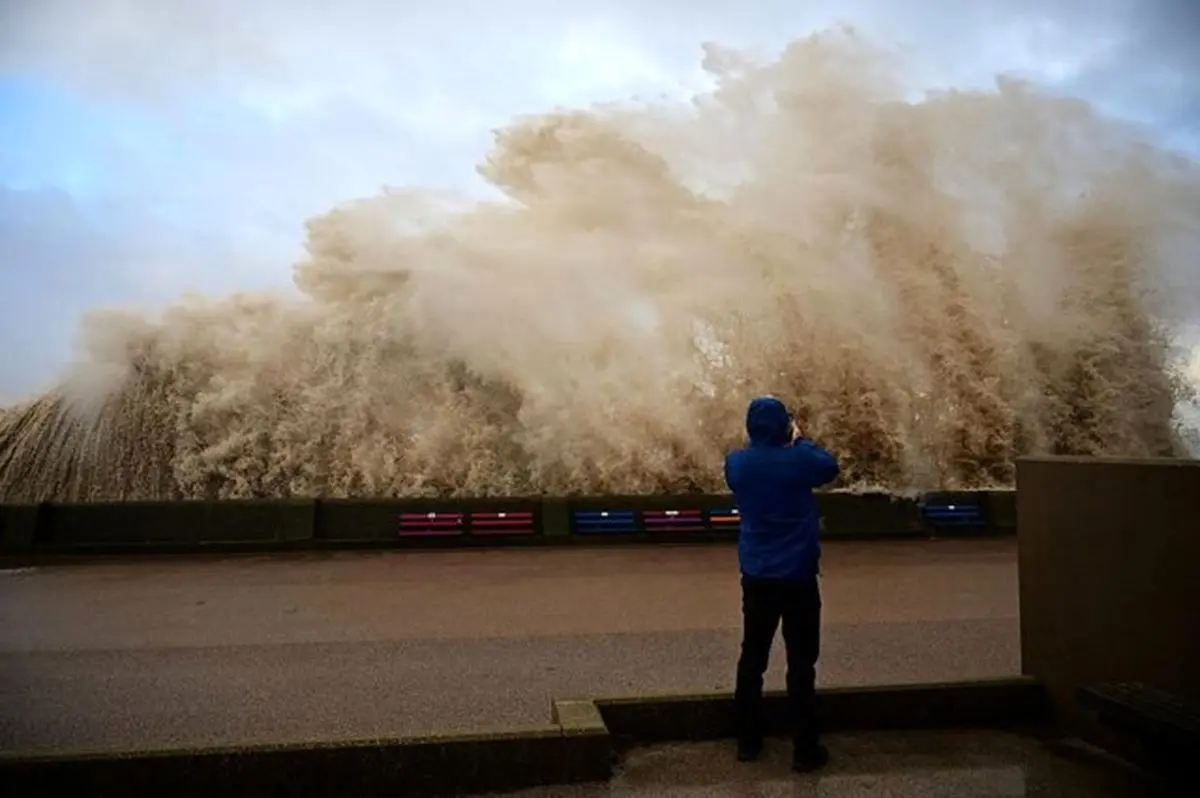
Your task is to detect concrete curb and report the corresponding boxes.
[0,724,605,798]
[0,677,1046,797]
[595,677,1049,747]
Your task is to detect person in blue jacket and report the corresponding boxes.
[724,395,840,772]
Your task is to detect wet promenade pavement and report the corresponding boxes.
[481,730,1153,797]
[0,539,1019,754]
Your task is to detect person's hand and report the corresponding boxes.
[789,420,802,443]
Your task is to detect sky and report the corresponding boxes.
[2,0,1199,401]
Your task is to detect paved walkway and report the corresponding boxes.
[0,540,1019,754]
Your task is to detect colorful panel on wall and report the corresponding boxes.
[468,510,537,536]
[708,508,741,529]
[572,509,639,535]
[642,509,706,532]
[920,496,984,527]
[398,511,466,537]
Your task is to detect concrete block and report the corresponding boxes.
[36,500,314,549]
[540,498,572,538]
[983,490,1017,533]
[552,699,607,735]
[315,500,411,542]
[0,504,40,553]
[818,492,923,538]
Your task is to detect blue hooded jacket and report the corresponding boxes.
[724,397,840,581]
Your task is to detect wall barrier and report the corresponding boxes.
[0,489,1015,556]
[1016,455,1200,765]
[1,500,315,553]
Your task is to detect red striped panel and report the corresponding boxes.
[644,510,704,521]
[470,526,536,536]
[471,512,534,522]
[468,511,537,536]
[397,528,464,537]
[398,512,466,537]
[644,509,706,532]
[471,519,535,527]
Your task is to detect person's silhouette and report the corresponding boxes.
[724,396,839,772]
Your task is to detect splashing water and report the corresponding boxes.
[2,29,1199,502]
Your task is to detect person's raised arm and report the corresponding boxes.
[788,422,839,488]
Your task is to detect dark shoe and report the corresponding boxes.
[736,738,763,762]
[791,743,829,773]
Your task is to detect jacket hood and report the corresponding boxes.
[745,396,792,447]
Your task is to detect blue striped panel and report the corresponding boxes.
[573,509,639,535]
[921,500,984,526]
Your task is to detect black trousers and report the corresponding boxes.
[734,573,821,749]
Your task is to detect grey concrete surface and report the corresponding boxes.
[484,730,1155,797]
[0,540,1019,754]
